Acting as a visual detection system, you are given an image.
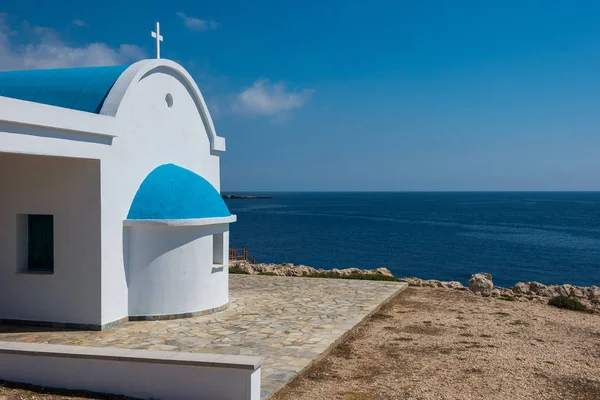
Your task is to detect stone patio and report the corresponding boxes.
[0,275,406,398]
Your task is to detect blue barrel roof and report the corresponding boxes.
[0,65,128,113]
[127,164,231,220]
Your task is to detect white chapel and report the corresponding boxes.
[0,49,236,329]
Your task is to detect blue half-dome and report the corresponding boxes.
[127,164,231,220]
[0,65,128,113]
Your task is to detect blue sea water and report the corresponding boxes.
[224,192,600,288]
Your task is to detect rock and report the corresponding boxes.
[468,273,494,296]
[229,260,396,279]
[553,284,586,299]
[232,262,254,274]
[561,284,575,297]
[398,278,465,290]
[588,286,600,303]
[547,285,562,298]
[373,267,394,277]
[283,264,316,276]
[506,282,599,313]
[498,290,517,300]
[342,268,362,276]
[528,281,550,296]
[400,278,423,287]
[511,281,550,297]
[568,285,586,299]
[442,281,465,290]
[512,282,531,295]
[399,278,447,288]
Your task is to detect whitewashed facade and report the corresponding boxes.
[0,59,235,330]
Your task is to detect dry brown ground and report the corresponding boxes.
[0,382,131,400]
[273,287,600,400]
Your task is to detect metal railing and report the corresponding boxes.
[229,248,258,264]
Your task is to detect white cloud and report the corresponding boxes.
[176,12,219,31]
[233,79,314,117]
[72,19,89,28]
[0,16,145,70]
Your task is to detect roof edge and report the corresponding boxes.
[0,95,118,139]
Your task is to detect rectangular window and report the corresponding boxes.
[213,233,224,265]
[27,214,54,273]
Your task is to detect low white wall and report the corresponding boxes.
[126,223,230,317]
[0,341,261,400]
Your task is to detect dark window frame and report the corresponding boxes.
[27,214,54,273]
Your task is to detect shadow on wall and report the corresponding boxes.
[123,224,228,285]
[0,121,114,145]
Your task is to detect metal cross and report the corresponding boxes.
[151,22,163,59]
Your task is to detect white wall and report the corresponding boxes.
[0,60,229,327]
[0,342,261,400]
[127,223,229,317]
[100,65,224,325]
[0,153,101,325]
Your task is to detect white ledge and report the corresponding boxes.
[0,96,118,139]
[124,215,237,227]
[0,341,261,370]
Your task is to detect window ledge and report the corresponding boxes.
[212,264,225,273]
[123,215,237,228]
[17,270,54,275]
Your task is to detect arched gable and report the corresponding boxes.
[100,59,225,152]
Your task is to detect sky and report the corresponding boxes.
[1,1,600,191]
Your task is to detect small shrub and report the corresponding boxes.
[548,295,590,312]
[305,273,399,282]
[229,268,249,275]
[257,272,279,276]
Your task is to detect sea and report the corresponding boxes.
[224,192,600,288]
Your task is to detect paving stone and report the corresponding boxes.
[0,275,405,399]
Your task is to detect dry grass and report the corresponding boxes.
[273,287,600,400]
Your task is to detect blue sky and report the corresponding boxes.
[1,1,600,191]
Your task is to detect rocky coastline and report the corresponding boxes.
[230,261,600,313]
[230,260,394,277]
[402,272,599,312]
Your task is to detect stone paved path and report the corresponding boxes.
[0,275,406,398]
